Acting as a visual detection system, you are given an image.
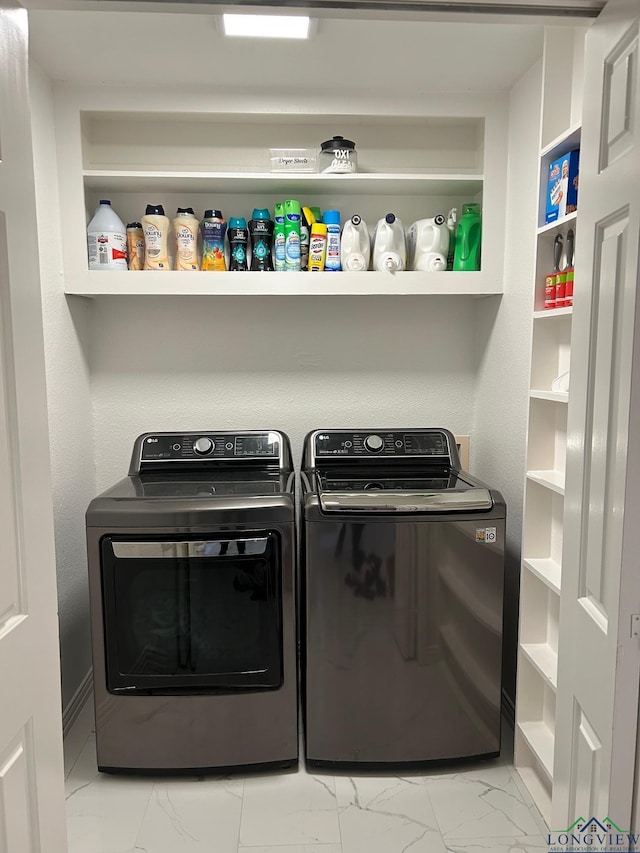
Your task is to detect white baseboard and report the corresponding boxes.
[62,668,93,740]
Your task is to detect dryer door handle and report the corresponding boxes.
[111,538,269,558]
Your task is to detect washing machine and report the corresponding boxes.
[301,428,506,767]
[86,430,297,773]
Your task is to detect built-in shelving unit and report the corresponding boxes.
[514,25,585,824]
[55,104,506,294]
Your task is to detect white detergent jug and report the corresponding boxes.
[407,215,449,272]
[372,213,406,272]
[341,214,371,271]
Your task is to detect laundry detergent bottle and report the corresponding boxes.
[200,209,227,271]
[453,203,482,271]
[87,200,127,270]
[407,215,448,272]
[341,214,370,271]
[249,208,274,272]
[372,213,406,272]
[173,207,199,271]
[142,204,171,270]
[228,217,249,271]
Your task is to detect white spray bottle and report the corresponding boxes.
[446,207,458,271]
[341,214,371,271]
[372,213,406,272]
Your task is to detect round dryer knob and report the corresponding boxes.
[194,437,214,455]
[364,434,384,452]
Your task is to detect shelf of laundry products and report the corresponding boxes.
[65,270,501,298]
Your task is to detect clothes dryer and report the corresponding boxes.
[86,430,297,773]
[301,428,505,767]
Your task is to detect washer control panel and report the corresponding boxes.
[312,430,451,462]
[140,432,281,463]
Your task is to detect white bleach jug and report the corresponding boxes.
[407,215,449,272]
[341,214,371,271]
[372,213,406,272]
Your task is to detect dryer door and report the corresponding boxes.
[100,533,283,693]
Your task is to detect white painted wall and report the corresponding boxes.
[90,295,479,490]
[30,61,95,709]
[472,59,543,709]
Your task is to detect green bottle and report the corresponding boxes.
[453,203,482,271]
[274,202,285,272]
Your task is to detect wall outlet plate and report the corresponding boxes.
[454,434,470,470]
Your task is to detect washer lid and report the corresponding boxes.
[319,488,493,513]
[316,471,492,512]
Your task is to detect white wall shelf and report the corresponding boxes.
[65,270,500,298]
[84,170,484,197]
[533,307,573,320]
[522,558,561,596]
[537,211,578,236]
[521,642,558,690]
[540,123,582,159]
[518,721,555,780]
[529,390,568,403]
[526,470,566,496]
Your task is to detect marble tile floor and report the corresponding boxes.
[64,703,549,853]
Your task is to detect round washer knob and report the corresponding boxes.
[365,434,384,452]
[194,437,214,455]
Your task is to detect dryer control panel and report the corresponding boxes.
[130,431,286,473]
[309,429,456,466]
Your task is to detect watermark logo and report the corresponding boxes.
[548,816,639,851]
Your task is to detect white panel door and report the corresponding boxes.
[0,2,67,851]
[553,0,640,832]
